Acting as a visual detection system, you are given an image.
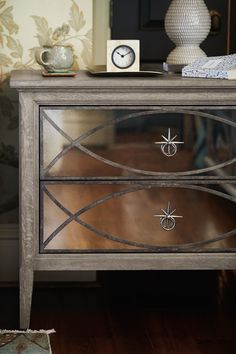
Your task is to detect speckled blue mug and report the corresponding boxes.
[36,45,74,72]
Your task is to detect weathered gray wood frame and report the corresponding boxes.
[10,70,236,329]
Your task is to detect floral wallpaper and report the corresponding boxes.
[0,0,93,223]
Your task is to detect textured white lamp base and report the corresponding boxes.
[166,46,207,65]
[165,0,211,65]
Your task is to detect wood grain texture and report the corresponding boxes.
[34,253,236,271]
[19,92,39,329]
[10,70,236,89]
[10,70,236,329]
[10,70,236,106]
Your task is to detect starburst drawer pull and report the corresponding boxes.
[154,128,184,157]
[154,202,183,231]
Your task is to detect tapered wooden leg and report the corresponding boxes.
[19,92,38,329]
[19,264,34,329]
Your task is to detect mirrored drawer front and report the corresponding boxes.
[40,107,236,178]
[40,182,236,253]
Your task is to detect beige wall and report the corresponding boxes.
[0,0,93,81]
[0,0,110,82]
[93,0,110,65]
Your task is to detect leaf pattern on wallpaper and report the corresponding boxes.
[0,53,12,66]
[6,35,23,59]
[31,16,53,46]
[0,0,92,79]
[0,1,18,47]
[0,5,18,34]
[69,0,86,32]
[0,1,6,9]
[0,1,22,82]
[28,46,40,64]
[31,0,91,67]
[52,23,70,42]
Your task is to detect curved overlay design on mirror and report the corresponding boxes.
[41,108,236,177]
[41,183,236,252]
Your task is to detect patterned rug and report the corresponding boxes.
[0,330,55,354]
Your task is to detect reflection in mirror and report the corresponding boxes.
[41,183,236,252]
[42,109,114,175]
[40,107,236,254]
[42,108,190,176]
[41,108,236,178]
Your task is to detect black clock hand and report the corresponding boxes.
[116,51,124,57]
[124,51,132,56]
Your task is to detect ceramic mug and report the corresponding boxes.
[36,45,74,72]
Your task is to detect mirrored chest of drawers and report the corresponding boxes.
[11,70,236,328]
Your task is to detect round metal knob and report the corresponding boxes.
[154,202,183,231]
[154,128,184,157]
[161,142,177,157]
[160,215,176,231]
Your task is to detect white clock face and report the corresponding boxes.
[111,45,136,69]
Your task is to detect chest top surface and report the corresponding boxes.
[10,69,236,91]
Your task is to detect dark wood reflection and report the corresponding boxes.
[47,145,194,177]
[41,108,236,252]
[42,109,236,177]
[42,184,236,252]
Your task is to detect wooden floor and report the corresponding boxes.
[1,271,236,354]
